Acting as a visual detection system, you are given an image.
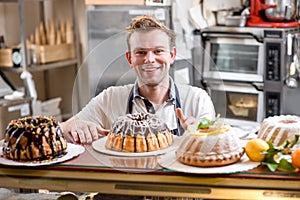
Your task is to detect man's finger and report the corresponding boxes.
[76,129,86,144]
[97,126,110,136]
[89,125,100,140]
[176,108,185,121]
[70,130,79,143]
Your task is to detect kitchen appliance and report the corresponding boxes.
[264,28,300,117]
[246,0,300,28]
[207,81,264,126]
[197,26,300,125]
[264,0,298,21]
[200,27,264,83]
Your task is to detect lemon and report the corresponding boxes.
[245,138,269,162]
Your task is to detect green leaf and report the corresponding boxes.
[267,141,275,149]
[289,135,299,148]
[277,158,296,172]
[262,162,278,172]
[264,148,279,163]
[282,140,290,148]
[197,114,222,129]
[264,154,276,164]
[260,135,299,172]
[197,118,212,129]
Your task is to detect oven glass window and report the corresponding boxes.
[211,90,258,121]
[210,43,259,74]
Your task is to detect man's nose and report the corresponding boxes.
[144,51,155,63]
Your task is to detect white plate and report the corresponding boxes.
[158,151,260,174]
[92,136,180,157]
[231,127,250,139]
[0,143,85,166]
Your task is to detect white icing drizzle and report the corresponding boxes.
[110,113,169,150]
[258,115,300,146]
[176,123,243,161]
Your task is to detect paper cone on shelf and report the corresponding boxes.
[34,27,41,45]
[39,22,47,45]
[56,29,62,45]
[46,20,51,45]
[48,20,56,45]
[29,34,34,44]
[66,19,74,44]
[60,20,66,43]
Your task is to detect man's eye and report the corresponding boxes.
[154,49,165,54]
[135,51,146,55]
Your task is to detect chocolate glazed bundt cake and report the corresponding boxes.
[2,116,68,161]
[105,113,174,153]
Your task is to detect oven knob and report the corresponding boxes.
[268,60,273,66]
[268,72,274,79]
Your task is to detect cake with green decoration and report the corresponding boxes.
[176,118,244,167]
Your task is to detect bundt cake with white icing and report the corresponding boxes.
[257,115,300,146]
[176,119,244,167]
[2,116,68,161]
[105,113,174,153]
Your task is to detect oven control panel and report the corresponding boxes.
[265,43,281,81]
[265,92,280,117]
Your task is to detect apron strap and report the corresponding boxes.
[173,84,184,136]
[126,86,134,114]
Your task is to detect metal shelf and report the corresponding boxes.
[0,0,17,2]
[0,59,78,73]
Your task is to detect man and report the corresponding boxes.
[60,15,215,143]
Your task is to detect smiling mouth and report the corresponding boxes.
[141,65,160,72]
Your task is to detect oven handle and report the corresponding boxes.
[200,31,264,43]
[251,82,264,92]
[206,81,264,94]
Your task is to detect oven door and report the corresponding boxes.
[208,81,264,126]
[203,37,264,82]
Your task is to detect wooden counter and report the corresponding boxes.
[0,144,300,199]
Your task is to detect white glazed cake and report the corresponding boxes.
[176,121,244,167]
[257,115,300,146]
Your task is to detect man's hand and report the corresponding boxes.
[59,117,110,144]
[176,108,196,130]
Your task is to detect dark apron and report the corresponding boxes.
[126,84,183,136]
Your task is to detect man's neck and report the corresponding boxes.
[138,82,170,106]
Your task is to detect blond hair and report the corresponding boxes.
[126,15,176,52]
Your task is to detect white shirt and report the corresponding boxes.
[76,80,215,133]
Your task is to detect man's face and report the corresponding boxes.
[126,29,176,87]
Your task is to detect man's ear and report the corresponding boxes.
[170,47,176,64]
[126,51,132,65]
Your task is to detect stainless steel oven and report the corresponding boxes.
[200,27,264,83]
[207,81,264,126]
